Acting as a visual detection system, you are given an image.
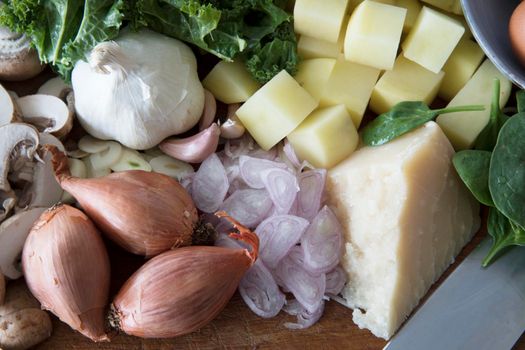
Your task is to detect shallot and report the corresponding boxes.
[109,212,258,338]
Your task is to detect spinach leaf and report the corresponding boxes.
[452,150,494,207]
[517,90,525,114]
[489,114,525,229]
[482,208,525,267]
[475,79,509,151]
[362,101,485,146]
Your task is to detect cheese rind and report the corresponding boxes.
[326,122,480,340]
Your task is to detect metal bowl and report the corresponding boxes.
[461,0,525,88]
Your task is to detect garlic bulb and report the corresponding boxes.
[72,29,205,150]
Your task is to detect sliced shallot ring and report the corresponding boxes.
[276,247,326,313]
[219,189,273,228]
[160,123,220,163]
[325,266,347,296]
[255,215,309,269]
[301,206,343,275]
[284,299,325,330]
[283,139,301,170]
[239,260,285,318]
[191,153,229,213]
[198,89,217,131]
[295,169,327,221]
[261,167,299,214]
[224,134,254,159]
[239,156,287,189]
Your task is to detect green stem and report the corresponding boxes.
[435,105,486,115]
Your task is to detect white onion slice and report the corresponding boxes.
[276,247,326,313]
[261,168,299,214]
[301,206,343,275]
[192,153,229,213]
[239,260,285,318]
[219,189,273,227]
[255,215,309,269]
[284,299,325,330]
[239,156,287,189]
[295,169,327,221]
[325,266,347,296]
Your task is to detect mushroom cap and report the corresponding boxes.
[0,84,18,127]
[37,77,72,100]
[0,27,44,81]
[17,94,73,139]
[0,207,46,279]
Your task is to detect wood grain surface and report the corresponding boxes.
[4,72,525,350]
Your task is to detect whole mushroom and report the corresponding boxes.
[0,26,43,81]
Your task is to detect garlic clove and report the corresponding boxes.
[149,155,194,180]
[90,141,122,170]
[60,158,87,203]
[83,157,111,178]
[111,148,152,172]
[198,89,217,131]
[159,123,221,163]
[220,117,246,139]
[78,135,111,154]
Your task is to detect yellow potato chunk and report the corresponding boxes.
[294,0,350,43]
[350,0,420,33]
[320,59,380,127]
[236,70,318,151]
[203,60,261,104]
[295,58,337,102]
[402,7,464,73]
[370,55,444,115]
[421,0,462,15]
[287,104,359,169]
[439,39,485,101]
[344,1,406,70]
[436,59,512,150]
[298,36,341,59]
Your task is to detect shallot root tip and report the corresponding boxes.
[192,220,217,246]
[107,304,122,332]
[215,211,259,263]
[44,144,72,182]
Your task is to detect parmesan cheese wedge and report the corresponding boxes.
[326,122,480,340]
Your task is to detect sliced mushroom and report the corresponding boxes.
[15,134,64,210]
[0,26,44,81]
[37,77,72,100]
[0,207,46,279]
[0,84,18,127]
[0,190,16,222]
[0,271,4,305]
[16,94,73,139]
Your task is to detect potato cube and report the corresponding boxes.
[320,59,380,127]
[203,60,261,104]
[295,58,337,102]
[402,7,464,73]
[436,59,512,150]
[294,0,350,43]
[236,70,318,151]
[396,0,422,33]
[298,36,341,59]
[421,0,462,15]
[287,104,359,168]
[439,39,485,101]
[344,1,406,70]
[370,55,445,115]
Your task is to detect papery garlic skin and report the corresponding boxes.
[72,29,204,150]
[22,205,110,342]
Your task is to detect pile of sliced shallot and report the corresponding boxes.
[184,135,346,329]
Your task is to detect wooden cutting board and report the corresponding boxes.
[4,73,525,350]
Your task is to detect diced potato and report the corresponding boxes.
[202,60,261,103]
[370,55,445,115]
[436,59,512,150]
[402,7,464,73]
[396,0,422,33]
[421,0,462,15]
[298,36,341,59]
[344,1,406,70]
[287,104,359,168]
[439,39,485,101]
[236,70,318,151]
[320,59,380,127]
[295,58,337,102]
[294,0,350,43]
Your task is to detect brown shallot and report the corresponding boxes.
[109,212,258,338]
[45,145,213,256]
[22,204,110,342]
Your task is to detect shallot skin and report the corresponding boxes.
[48,145,199,256]
[22,205,110,342]
[111,246,253,338]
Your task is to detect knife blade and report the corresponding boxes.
[384,238,525,350]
